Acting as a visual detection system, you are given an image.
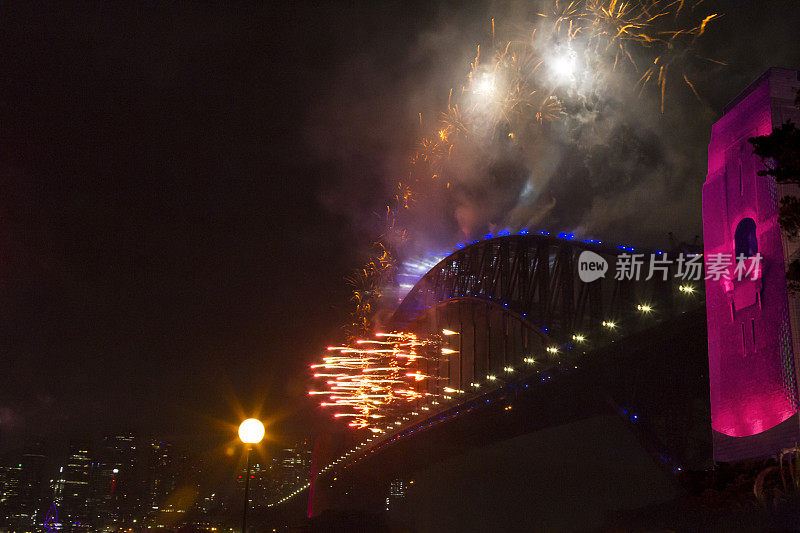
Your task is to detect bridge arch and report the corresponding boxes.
[390,234,685,393]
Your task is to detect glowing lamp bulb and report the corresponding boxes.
[238,418,265,444]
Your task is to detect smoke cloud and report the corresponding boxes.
[306,0,795,260]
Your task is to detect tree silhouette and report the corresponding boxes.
[748,90,800,290]
[749,92,800,235]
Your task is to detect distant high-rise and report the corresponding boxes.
[90,434,142,527]
[386,479,407,511]
[0,462,24,527]
[19,442,47,524]
[264,439,312,503]
[52,442,92,530]
[146,440,174,514]
[143,440,205,528]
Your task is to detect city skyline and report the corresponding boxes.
[0,432,313,531]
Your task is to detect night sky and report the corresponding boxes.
[0,1,798,455]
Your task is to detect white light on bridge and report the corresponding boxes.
[571,334,585,343]
[441,348,458,355]
[637,304,652,313]
[546,346,559,354]
[679,285,695,294]
[441,329,459,336]
[602,320,617,329]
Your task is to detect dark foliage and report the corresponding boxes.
[748,91,800,289]
[749,120,800,183]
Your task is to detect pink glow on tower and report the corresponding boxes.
[703,68,800,461]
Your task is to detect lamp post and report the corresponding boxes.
[238,418,265,533]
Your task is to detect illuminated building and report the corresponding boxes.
[89,434,142,527]
[52,442,92,530]
[144,442,203,527]
[145,441,174,517]
[278,439,313,494]
[278,439,312,485]
[255,439,313,505]
[385,479,407,512]
[237,460,269,508]
[19,442,47,526]
[703,67,800,461]
[0,462,23,527]
[0,443,48,530]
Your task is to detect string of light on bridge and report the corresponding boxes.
[274,290,702,508]
[280,296,693,507]
[313,278,700,432]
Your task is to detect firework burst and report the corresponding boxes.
[310,332,449,431]
[339,0,721,353]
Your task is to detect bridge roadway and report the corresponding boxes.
[259,305,710,531]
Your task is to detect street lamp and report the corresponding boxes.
[238,418,264,533]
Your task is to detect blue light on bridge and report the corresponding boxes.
[583,238,602,244]
[485,233,493,240]
[497,229,511,236]
[538,230,550,236]
[617,245,635,252]
[557,232,575,240]
[518,229,529,235]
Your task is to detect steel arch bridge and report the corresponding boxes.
[266,233,705,519]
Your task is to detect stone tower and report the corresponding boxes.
[703,67,800,462]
